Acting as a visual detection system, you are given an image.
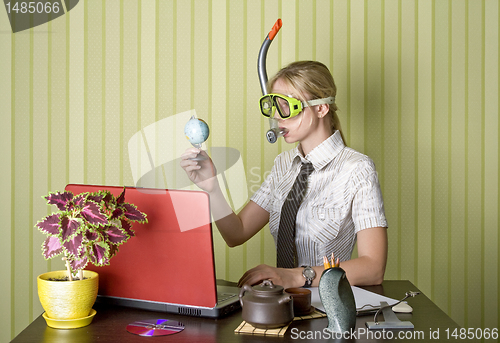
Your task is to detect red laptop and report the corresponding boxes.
[65,184,240,318]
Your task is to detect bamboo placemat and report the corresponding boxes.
[234,308,326,336]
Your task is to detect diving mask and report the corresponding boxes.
[259,94,336,119]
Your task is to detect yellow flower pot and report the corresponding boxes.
[37,270,98,325]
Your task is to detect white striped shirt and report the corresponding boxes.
[250,130,387,267]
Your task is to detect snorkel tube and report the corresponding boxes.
[258,19,283,143]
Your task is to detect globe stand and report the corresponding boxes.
[188,143,208,161]
[189,154,207,161]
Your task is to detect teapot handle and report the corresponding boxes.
[239,284,253,307]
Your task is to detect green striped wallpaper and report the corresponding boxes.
[1,0,499,340]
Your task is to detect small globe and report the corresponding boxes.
[184,117,210,145]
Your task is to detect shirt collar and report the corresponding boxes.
[291,130,346,170]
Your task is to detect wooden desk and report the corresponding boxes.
[12,280,459,342]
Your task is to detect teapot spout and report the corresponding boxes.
[278,294,293,305]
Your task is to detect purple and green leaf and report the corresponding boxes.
[36,214,61,235]
[45,191,73,211]
[85,230,99,241]
[116,188,126,204]
[80,202,108,225]
[108,244,120,259]
[90,242,109,266]
[110,208,124,220]
[42,236,63,259]
[62,233,83,258]
[72,194,86,208]
[70,257,88,272]
[103,225,129,245]
[122,204,147,222]
[86,193,104,204]
[60,215,80,242]
[120,220,135,237]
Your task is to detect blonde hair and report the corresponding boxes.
[267,61,345,144]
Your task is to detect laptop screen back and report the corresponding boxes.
[64,184,218,308]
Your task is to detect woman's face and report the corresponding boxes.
[271,78,320,145]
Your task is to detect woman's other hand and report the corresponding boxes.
[237,264,302,289]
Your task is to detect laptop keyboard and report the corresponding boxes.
[217,292,237,303]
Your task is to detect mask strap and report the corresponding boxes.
[303,96,336,108]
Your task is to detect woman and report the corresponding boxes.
[180,61,387,289]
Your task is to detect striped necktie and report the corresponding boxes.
[276,162,314,268]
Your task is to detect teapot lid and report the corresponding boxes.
[252,280,284,295]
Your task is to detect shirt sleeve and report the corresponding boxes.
[249,165,275,213]
[350,158,388,232]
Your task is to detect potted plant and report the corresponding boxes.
[35,187,147,328]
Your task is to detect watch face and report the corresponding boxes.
[303,267,316,279]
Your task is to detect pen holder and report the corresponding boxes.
[318,267,356,334]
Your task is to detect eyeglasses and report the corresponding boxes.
[259,94,335,119]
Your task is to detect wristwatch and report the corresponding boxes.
[301,266,316,288]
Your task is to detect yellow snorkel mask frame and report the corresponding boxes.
[259,93,336,119]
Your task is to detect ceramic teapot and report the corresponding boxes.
[239,280,294,329]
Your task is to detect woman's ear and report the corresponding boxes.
[317,104,330,118]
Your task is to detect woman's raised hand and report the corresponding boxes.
[180,148,219,193]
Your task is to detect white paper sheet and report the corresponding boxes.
[310,286,398,313]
